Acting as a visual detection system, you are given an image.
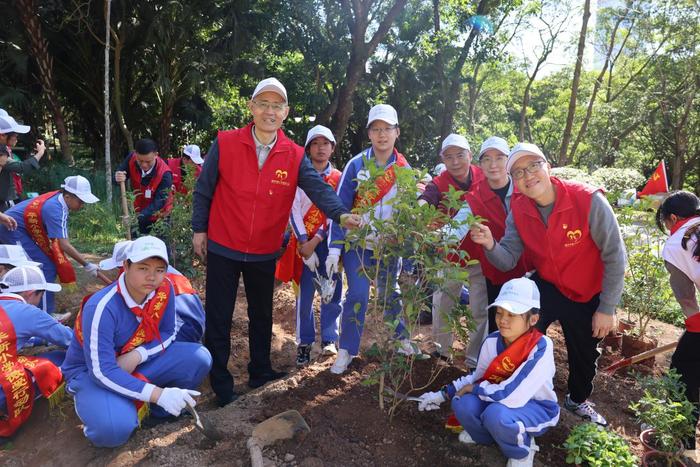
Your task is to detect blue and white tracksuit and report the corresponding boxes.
[446,331,559,460]
[290,163,342,346]
[0,194,69,313]
[328,149,408,356]
[168,266,206,343]
[61,273,212,447]
[0,294,73,414]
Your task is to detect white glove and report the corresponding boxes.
[156,387,200,416]
[83,262,99,277]
[302,252,319,272]
[417,390,446,412]
[325,253,340,277]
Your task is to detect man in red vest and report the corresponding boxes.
[191,77,360,406]
[114,138,173,236]
[470,142,626,427]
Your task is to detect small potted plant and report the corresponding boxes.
[564,422,637,466]
[629,371,695,466]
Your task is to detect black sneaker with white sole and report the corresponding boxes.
[296,344,312,367]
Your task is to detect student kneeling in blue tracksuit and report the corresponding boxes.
[61,236,212,448]
[98,240,205,343]
[417,278,559,467]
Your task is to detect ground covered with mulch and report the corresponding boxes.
[1,265,698,466]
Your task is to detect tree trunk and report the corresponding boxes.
[559,0,591,165]
[112,30,134,152]
[327,0,408,145]
[15,0,74,165]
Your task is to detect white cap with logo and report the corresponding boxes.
[366,104,398,128]
[0,245,42,268]
[479,136,510,159]
[0,115,30,134]
[488,277,540,315]
[506,142,547,174]
[440,133,471,156]
[304,125,336,148]
[61,175,100,204]
[99,240,134,270]
[252,77,288,103]
[127,236,169,265]
[183,144,204,165]
[0,265,61,293]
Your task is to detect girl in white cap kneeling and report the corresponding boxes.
[417,277,559,467]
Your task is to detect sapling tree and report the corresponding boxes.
[339,159,482,417]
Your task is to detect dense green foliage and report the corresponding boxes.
[0,0,696,193]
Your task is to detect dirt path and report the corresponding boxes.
[2,274,698,466]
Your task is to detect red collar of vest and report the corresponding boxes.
[520,176,579,219]
[238,122,292,152]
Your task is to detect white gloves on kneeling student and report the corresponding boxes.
[325,252,340,277]
[417,390,446,411]
[156,387,200,416]
[302,252,319,272]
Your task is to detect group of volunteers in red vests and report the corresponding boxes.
[2,75,698,466]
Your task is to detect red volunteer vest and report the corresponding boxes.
[463,178,531,284]
[167,158,202,194]
[208,123,304,254]
[127,155,174,221]
[512,177,604,303]
[431,166,485,267]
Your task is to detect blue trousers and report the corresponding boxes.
[67,342,212,447]
[339,248,406,355]
[452,394,559,460]
[296,242,342,345]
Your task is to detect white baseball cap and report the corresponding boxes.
[506,142,547,174]
[0,265,61,293]
[488,277,540,315]
[99,240,134,270]
[252,77,288,103]
[304,125,336,148]
[183,144,204,165]
[366,104,398,128]
[440,134,471,156]
[126,236,169,265]
[0,116,30,134]
[61,175,100,204]
[0,245,42,268]
[433,163,446,176]
[479,136,510,160]
[0,109,8,118]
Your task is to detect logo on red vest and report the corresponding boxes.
[272,169,290,187]
[564,227,583,247]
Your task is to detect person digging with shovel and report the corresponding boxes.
[417,277,559,467]
[275,125,343,367]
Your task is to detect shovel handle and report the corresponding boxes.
[119,180,131,241]
[97,271,112,285]
[602,341,678,375]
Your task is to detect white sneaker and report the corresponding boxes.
[330,349,353,374]
[458,431,475,445]
[321,341,338,356]
[564,394,608,426]
[506,440,538,467]
[397,339,421,356]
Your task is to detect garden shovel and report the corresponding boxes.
[184,402,224,441]
[247,410,310,467]
[602,341,678,375]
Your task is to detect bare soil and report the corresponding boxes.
[1,263,698,466]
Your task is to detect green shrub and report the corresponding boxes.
[550,167,599,186]
[564,423,637,466]
[591,167,645,195]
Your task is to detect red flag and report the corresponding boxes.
[637,160,669,198]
